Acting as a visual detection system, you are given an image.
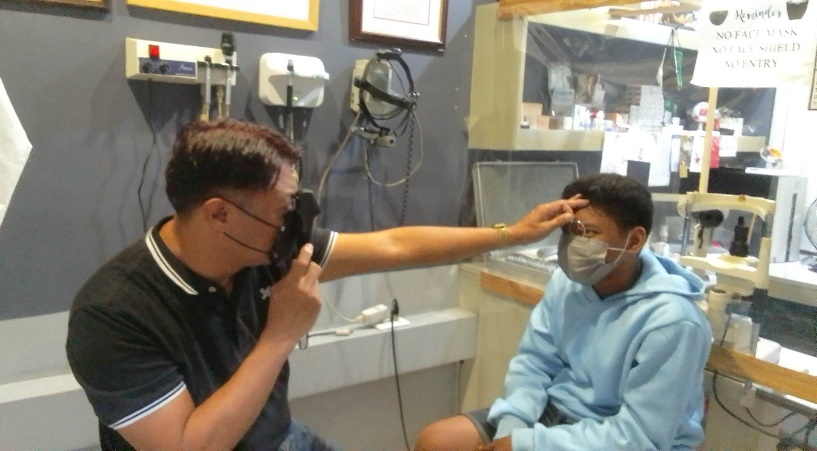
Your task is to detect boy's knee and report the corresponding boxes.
[414,415,483,451]
[414,420,445,450]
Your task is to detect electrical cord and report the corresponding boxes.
[365,111,421,229]
[399,120,414,226]
[744,406,797,428]
[389,298,410,450]
[296,109,312,188]
[367,165,377,231]
[804,419,816,448]
[319,284,358,322]
[364,110,424,187]
[316,110,362,210]
[710,376,813,441]
[711,314,816,443]
[137,80,158,233]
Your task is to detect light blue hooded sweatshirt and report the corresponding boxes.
[488,250,712,451]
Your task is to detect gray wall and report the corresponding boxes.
[0,0,489,320]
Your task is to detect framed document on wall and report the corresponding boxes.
[126,0,319,31]
[350,0,448,52]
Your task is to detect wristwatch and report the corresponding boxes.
[493,223,510,248]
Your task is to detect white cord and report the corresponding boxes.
[319,285,358,322]
[364,110,424,187]
[316,110,362,207]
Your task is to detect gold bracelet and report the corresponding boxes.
[493,223,510,248]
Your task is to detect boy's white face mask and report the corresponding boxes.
[557,230,631,286]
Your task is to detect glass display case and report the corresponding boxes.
[468,3,773,153]
[473,161,578,284]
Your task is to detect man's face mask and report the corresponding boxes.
[221,189,320,275]
[557,219,631,286]
[269,189,321,275]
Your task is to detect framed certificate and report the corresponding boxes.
[126,0,319,31]
[350,0,448,52]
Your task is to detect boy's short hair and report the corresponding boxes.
[165,118,301,215]
[562,173,653,236]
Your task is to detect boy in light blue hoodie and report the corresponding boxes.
[416,173,712,451]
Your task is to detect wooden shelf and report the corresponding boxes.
[496,0,702,19]
[609,0,701,18]
[708,345,817,405]
[468,121,767,152]
[498,0,646,18]
[479,269,544,306]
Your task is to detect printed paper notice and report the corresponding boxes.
[693,0,817,87]
[600,132,629,176]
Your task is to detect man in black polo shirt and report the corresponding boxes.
[66,118,586,450]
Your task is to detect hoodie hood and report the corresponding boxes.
[611,249,705,303]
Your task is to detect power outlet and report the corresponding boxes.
[349,59,369,112]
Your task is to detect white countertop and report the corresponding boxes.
[768,261,817,306]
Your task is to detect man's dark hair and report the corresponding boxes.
[166,118,301,215]
[562,173,653,235]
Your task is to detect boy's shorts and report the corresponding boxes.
[463,403,576,443]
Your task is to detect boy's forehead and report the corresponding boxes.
[574,205,616,229]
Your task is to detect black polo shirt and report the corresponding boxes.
[66,217,337,450]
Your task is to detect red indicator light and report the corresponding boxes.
[148,44,160,59]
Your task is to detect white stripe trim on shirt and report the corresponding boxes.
[318,231,338,268]
[110,381,186,430]
[145,231,198,295]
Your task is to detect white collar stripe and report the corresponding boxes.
[145,232,198,295]
[110,382,186,430]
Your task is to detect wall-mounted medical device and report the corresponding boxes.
[350,58,391,114]
[349,49,419,148]
[125,37,238,86]
[258,53,329,108]
[126,35,239,120]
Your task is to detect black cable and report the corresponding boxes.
[298,109,311,188]
[711,314,815,442]
[389,298,410,451]
[138,80,158,233]
[398,116,414,227]
[744,406,796,428]
[804,420,815,448]
[711,375,788,440]
[367,148,376,231]
[365,111,416,229]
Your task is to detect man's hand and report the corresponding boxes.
[477,435,512,451]
[507,195,588,246]
[262,243,322,345]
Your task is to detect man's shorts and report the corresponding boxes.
[463,403,577,443]
[278,420,341,451]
